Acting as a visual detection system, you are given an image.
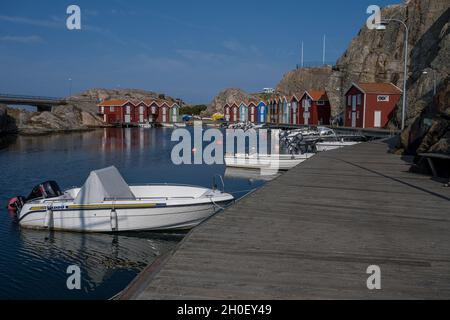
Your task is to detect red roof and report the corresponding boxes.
[355,83,403,95]
[306,90,328,101]
[98,99,129,107]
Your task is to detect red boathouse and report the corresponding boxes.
[344,83,402,128]
[298,90,331,125]
[98,99,129,124]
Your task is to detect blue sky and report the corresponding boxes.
[0,0,400,104]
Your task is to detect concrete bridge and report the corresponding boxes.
[0,94,67,111]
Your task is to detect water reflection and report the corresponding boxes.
[19,230,183,290]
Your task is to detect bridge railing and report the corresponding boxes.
[0,93,65,102]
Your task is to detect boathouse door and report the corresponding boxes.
[351,95,357,127]
[374,110,381,128]
[162,108,167,123]
[303,99,310,125]
[139,106,144,123]
[125,105,131,123]
[172,108,178,122]
[250,107,255,123]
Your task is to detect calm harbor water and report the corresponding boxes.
[0,127,267,299]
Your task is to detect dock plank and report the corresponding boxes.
[126,139,450,300]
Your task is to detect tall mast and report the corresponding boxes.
[301,41,304,68]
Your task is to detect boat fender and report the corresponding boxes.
[44,209,53,229]
[110,209,118,231]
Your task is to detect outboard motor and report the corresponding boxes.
[6,181,62,215]
[6,196,25,214]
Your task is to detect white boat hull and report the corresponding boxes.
[18,184,234,233]
[224,153,314,170]
[19,202,226,233]
[316,141,360,152]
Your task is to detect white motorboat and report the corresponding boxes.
[10,166,234,233]
[315,140,360,152]
[138,123,153,129]
[224,153,315,171]
[224,167,280,181]
[160,123,175,128]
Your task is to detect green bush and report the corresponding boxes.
[180,105,208,115]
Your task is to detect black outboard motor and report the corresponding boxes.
[7,196,25,214]
[7,181,62,214]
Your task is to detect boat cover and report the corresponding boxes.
[74,166,136,204]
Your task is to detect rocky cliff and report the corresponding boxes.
[0,104,18,134]
[209,88,260,114]
[276,0,449,125]
[400,75,450,155]
[276,66,343,117]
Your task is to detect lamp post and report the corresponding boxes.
[422,70,437,96]
[68,78,73,97]
[376,19,409,130]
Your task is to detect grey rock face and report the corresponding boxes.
[0,104,19,134]
[400,75,450,155]
[209,88,259,114]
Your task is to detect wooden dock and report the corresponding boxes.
[122,139,450,299]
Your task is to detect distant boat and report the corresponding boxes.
[224,167,280,181]
[224,153,315,171]
[10,166,234,233]
[160,123,175,128]
[316,140,360,152]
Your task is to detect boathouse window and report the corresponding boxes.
[110,106,115,112]
[100,107,104,113]
[126,106,130,114]
[317,100,325,106]
[140,106,144,114]
[357,94,362,105]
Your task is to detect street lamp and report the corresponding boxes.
[68,78,73,97]
[375,19,409,130]
[422,70,437,96]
